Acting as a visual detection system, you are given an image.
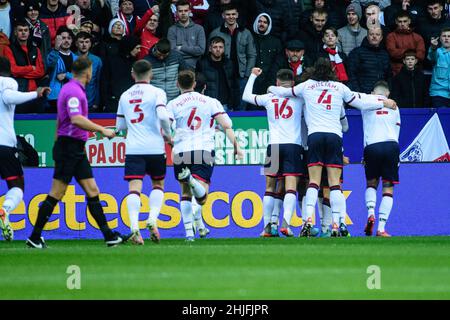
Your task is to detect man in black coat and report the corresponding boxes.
[391,49,428,107]
[299,8,328,65]
[347,26,392,93]
[196,36,239,110]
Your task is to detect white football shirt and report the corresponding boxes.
[117,82,167,155]
[167,91,225,154]
[362,96,401,146]
[254,93,303,145]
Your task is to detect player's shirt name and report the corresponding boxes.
[175,94,207,107]
[307,81,338,90]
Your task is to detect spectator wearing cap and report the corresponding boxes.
[251,12,283,95]
[196,36,239,110]
[75,31,102,112]
[209,3,256,110]
[101,35,140,112]
[39,0,69,46]
[384,0,424,31]
[338,2,368,56]
[0,0,11,39]
[145,38,188,101]
[385,10,425,75]
[75,0,113,33]
[116,0,145,35]
[22,0,52,62]
[3,20,46,113]
[167,0,206,69]
[347,26,392,93]
[273,39,312,83]
[98,18,126,61]
[134,6,159,59]
[298,8,329,65]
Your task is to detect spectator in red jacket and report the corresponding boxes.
[134,6,159,59]
[386,10,425,75]
[3,20,46,113]
[39,0,69,46]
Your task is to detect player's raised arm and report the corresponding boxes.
[242,68,262,104]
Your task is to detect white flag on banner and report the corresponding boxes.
[400,113,450,162]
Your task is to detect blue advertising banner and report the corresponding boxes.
[2,163,449,240]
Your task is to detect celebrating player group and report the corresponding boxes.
[0,55,400,247]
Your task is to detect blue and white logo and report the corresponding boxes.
[400,142,423,162]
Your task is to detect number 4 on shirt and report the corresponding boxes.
[317,90,332,110]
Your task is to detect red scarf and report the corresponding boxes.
[289,59,303,77]
[325,47,348,82]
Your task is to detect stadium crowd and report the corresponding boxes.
[0,0,449,113]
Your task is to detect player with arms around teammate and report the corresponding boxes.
[243,68,306,238]
[27,57,130,248]
[362,81,401,237]
[268,57,398,237]
[0,57,50,241]
[167,70,242,241]
[116,60,173,245]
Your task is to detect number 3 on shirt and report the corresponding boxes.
[317,90,332,110]
[188,107,202,130]
[272,98,293,119]
[129,99,144,123]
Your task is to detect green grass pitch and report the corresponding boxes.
[1,236,449,300]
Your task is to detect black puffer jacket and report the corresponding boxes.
[391,66,428,108]
[196,54,239,107]
[280,0,304,42]
[347,37,392,93]
[298,23,324,64]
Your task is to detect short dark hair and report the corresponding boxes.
[72,56,92,76]
[441,27,450,35]
[176,0,190,9]
[0,56,11,77]
[75,31,92,42]
[132,59,152,77]
[312,8,328,17]
[426,0,444,7]
[56,26,73,38]
[395,10,411,20]
[310,57,338,82]
[14,20,29,29]
[222,3,239,13]
[276,69,294,82]
[210,36,225,46]
[178,69,196,90]
[194,72,207,93]
[155,38,171,54]
[324,27,338,37]
[403,49,417,58]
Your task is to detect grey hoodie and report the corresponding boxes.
[167,19,206,69]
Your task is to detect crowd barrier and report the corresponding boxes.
[2,163,449,240]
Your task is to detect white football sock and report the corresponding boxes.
[192,197,205,230]
[188,176,206,199]
[301,196,307,222]
[330,189,344,226]
[180,200,194,238]
[282,191,297,227]
[147,188,164,225]
[322,199,332,232]
[1,187,23,212]
[271,197,283,224]
[340,191,347,225]
[305,186,319,223]
[126,192,141,232]
[263,194,275,227]
[378,194,393,232]
[365,187,377,218]
[317,197,324,224]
